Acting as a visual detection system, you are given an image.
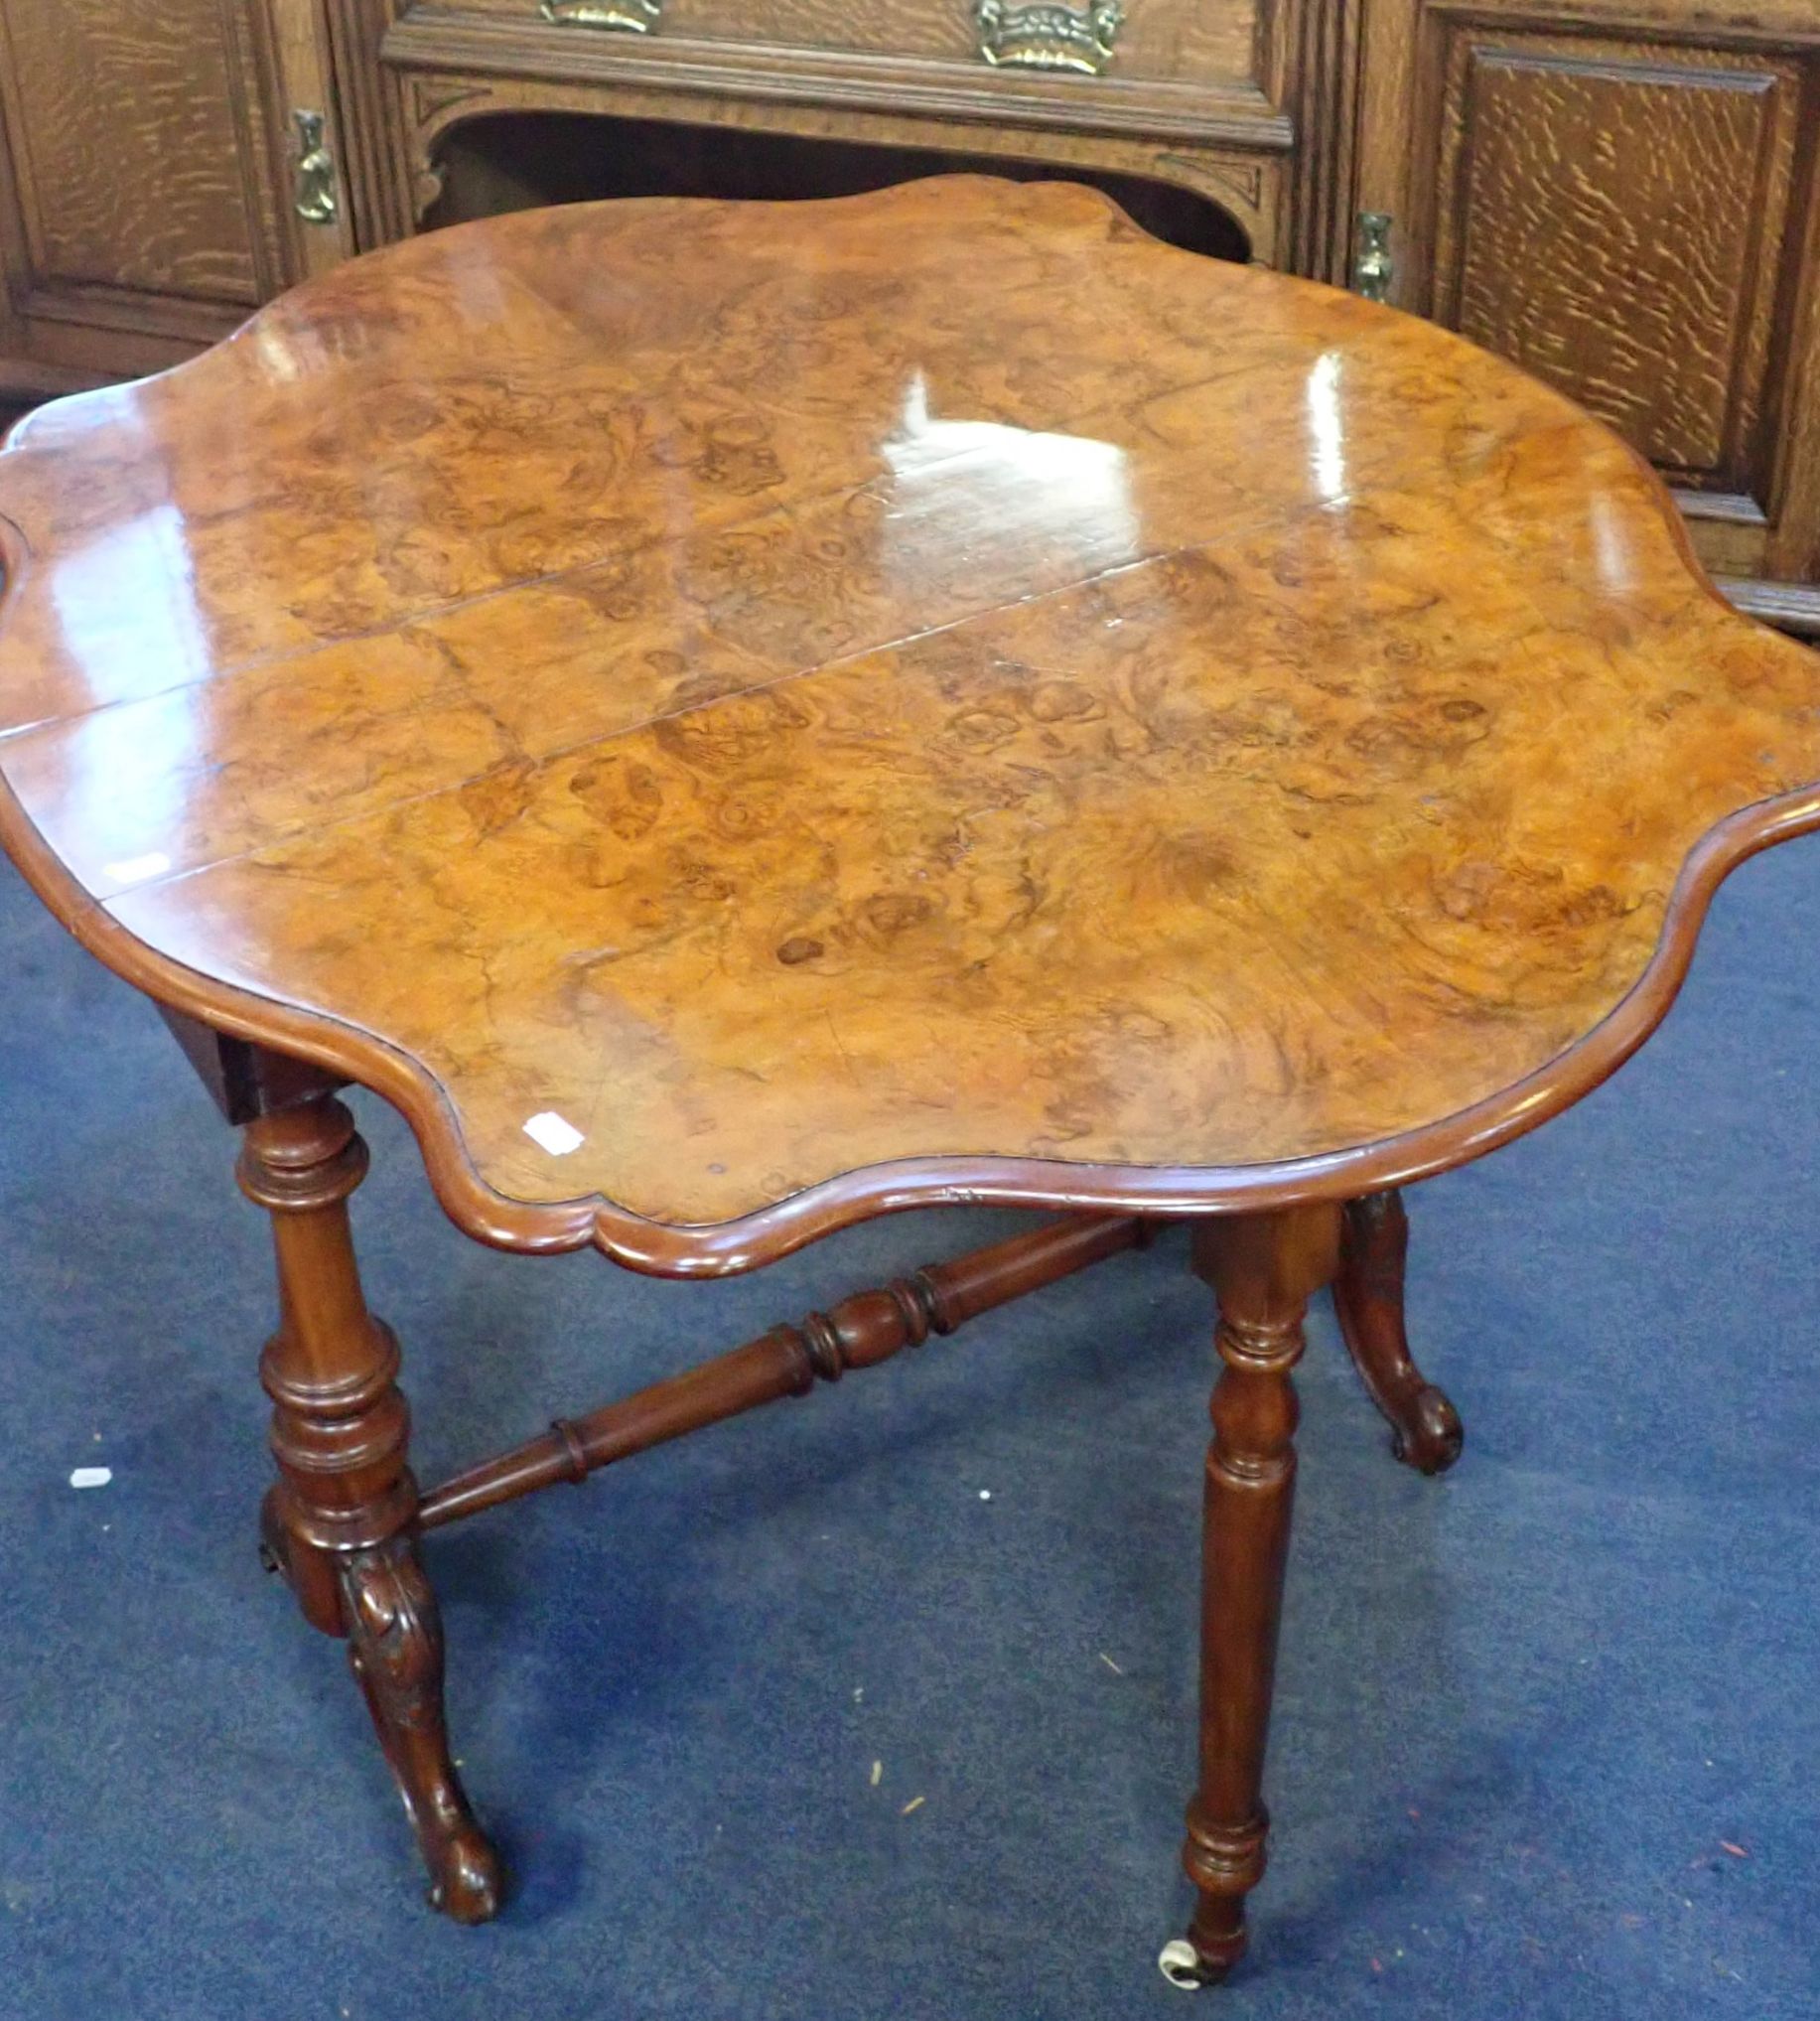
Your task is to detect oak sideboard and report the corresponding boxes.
[3,0,1820,630]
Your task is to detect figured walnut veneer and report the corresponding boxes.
[0,176,1817,1271]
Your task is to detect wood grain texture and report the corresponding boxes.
[1353,0,1820,598]
[324,0,420,248]
[0,0,331,393]
[1285,0,1362,282]
[270,0,363,278]
[640,0,980,60]
[0,177,1817,1271]
[405,81,1274,258]
[0,0,272,303]
[1434,33,1799,490]
[444,0,1259,83]
[380,5,1293,164]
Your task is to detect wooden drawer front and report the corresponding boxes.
[1427,29,1806,506]
[465,0,1257,86]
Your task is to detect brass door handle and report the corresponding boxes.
[1353,212,1394,303]
[292,110,338,226]
[975,1,1124,74]
[539,0,662,28]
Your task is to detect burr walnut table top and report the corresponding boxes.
[1,177,1816,1272]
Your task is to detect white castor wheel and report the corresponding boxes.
[1159,1939,1224,1990]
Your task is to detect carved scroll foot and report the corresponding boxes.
[1333,1191,1463,1477]
[241,1090,501,1924]
[342,1538,501,1924]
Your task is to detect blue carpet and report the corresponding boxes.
[1,834,1816,2021]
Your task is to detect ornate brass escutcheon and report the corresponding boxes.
[291,110,338,225]
[975,0,1124,74]
[539,0,662,27]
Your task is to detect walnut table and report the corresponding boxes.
[1,178,1815,1988]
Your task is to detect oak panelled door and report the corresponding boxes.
[1355,0,1820,625]
[0,0,353,398]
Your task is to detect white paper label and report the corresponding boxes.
[522,1110,585,1156]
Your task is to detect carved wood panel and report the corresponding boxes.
[1432,33,1801,500]
[397,69,1281,260]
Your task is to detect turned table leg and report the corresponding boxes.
[1332,1191,1464,1477]
[1162,1204,1340,1990]
[238,1093,501,1924]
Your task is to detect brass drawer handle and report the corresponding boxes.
[975,1,1123,74]
[539,0,662,29]
[292,110,339,225]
